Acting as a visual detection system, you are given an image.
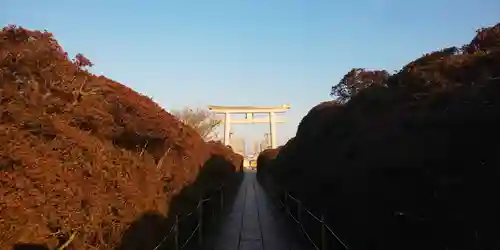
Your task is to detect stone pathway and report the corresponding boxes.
[209,172,309,250]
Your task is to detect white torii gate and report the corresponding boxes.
[207,104,291,149]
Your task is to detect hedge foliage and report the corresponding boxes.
[258,23,500,250]
[0,25,241,250]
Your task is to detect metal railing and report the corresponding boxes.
[152,184,225,250]
[279,191,349,250]
[262,177,349,250]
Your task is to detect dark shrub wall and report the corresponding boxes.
[258,23,500,250]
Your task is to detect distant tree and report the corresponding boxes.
[331,68,390,103]
[73,53,93,68]
[172,107,221,141]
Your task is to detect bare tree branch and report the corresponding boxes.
[171,107,221,141]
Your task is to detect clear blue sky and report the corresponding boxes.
[3,0,499,149]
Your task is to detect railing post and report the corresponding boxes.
[321,214,327,250]
[212,196,216,222]
[198,197,204,246]
[174,214,179,250]
[220,185,224,211]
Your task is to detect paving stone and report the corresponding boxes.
[211,172,310,250]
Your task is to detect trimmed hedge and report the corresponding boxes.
[0,26,241,250]
[258,23,500,250]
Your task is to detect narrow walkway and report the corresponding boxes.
[210,172,307,250]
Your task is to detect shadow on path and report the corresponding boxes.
[205,172,312,250]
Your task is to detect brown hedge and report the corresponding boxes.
[206,141,244,173]
[260,23,500,250]
[0,26,241,250]
[256,148,280,179]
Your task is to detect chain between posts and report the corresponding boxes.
[152,184,225,250]
[273,186,349,250]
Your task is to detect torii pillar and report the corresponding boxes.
[207,104,291,149]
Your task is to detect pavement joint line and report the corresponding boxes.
[237,176,248,250]
[253,179,266,250]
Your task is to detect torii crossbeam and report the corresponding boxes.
[207,104,291,149]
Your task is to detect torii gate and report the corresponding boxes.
[207,104,291,149]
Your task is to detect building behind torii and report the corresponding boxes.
[207,104,291,149]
